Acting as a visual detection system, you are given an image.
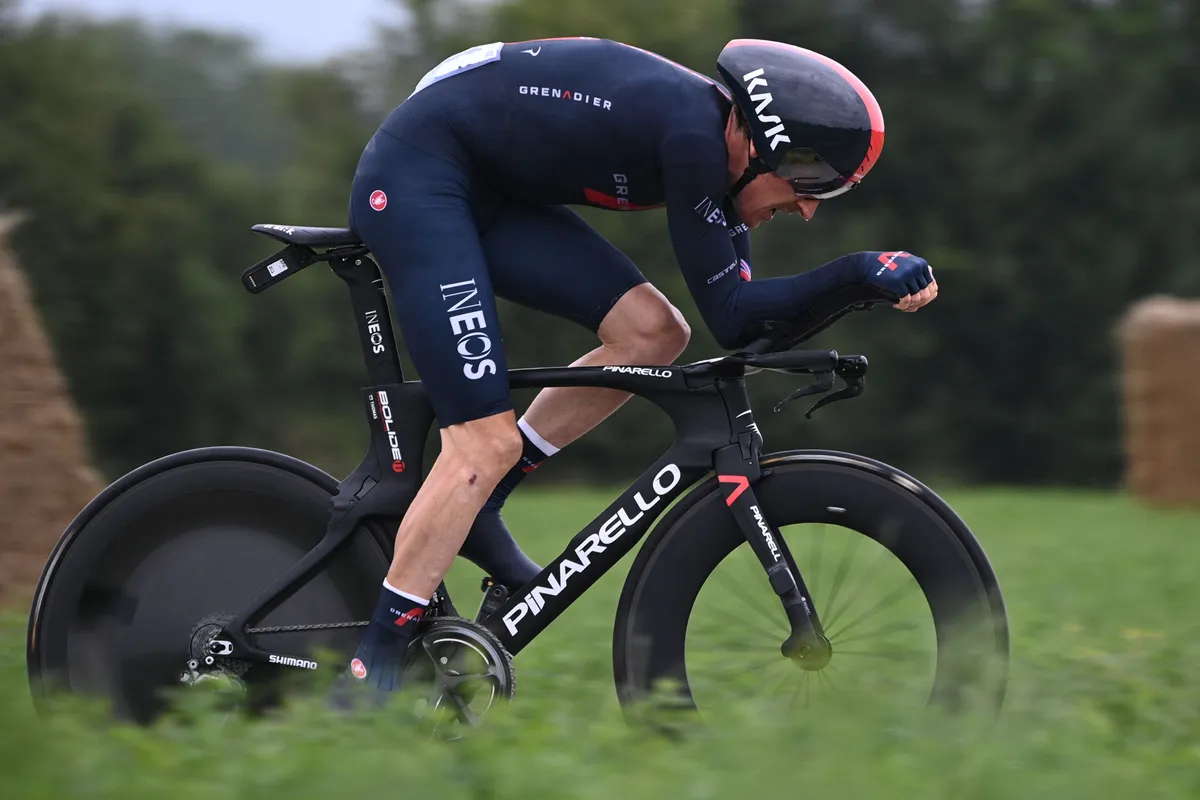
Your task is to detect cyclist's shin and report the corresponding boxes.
[482,418,556,512]
[459,511,542,588]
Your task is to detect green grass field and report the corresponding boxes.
[3,487,1199,798]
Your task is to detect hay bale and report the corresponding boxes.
[1118,296,1200,508]
[0,214,104,607]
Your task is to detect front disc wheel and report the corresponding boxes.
[613,457,1009,722]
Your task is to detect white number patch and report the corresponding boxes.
[411,42,503,97]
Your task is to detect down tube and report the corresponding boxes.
[482,456,709,655]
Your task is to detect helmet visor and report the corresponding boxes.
[774,148,853,199]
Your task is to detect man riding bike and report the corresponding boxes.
[336,36,938,698]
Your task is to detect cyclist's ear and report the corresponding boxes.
[725,107,753,153]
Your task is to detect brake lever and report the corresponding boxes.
[773,372,834,413]
[804,375,865,419]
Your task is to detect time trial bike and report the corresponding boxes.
[26,223,1009,728]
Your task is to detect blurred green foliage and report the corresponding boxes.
[2,0,1198,484]
[6,487,1200,796]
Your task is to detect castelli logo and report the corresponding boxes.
[370,190,388,211]
[350,658,368,679]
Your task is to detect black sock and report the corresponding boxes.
[481,418,556,513]
[459,512,543,588]
[345,581,428,692]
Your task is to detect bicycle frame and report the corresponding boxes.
[214,248,829,667]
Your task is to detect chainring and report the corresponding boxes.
[404,616,516,730]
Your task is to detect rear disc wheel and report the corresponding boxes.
[27,453,389,724]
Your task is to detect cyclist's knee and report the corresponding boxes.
[630,301,690,361]
[602,285,691,361]
[439,414,522,487]
[653,303,691,358]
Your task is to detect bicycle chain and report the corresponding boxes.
[245,620,368,634]
[244,593,456,635]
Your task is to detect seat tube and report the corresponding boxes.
[330,254,404,385]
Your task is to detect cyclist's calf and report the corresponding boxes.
[385,412,522,595]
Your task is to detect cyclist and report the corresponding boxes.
[337,37,937,698]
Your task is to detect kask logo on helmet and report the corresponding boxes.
[740,68,791,151]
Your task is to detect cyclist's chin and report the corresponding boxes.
[748,206,784,228]
[747,198,818,227]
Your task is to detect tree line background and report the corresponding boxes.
[2,0,1197,487]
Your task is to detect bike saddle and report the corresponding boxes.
[251,224,362,247]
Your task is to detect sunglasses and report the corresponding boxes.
[772,148,858,200]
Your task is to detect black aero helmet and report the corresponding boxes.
[717,39,885,199]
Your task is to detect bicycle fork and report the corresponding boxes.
[713,382,831,669]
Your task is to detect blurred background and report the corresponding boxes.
[4,7,1200,791]
[3,0,1198,490]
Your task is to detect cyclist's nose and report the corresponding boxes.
[796,197,820,221]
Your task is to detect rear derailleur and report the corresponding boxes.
[180,613,249,699]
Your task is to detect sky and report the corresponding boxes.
[18,0,409,62]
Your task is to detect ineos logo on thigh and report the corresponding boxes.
[457,331,492,360]
[439,279,498,380]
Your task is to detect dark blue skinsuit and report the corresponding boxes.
[349,37,850,425]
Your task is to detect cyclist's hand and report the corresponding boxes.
[895,266,937,312]
[858,251,938,312]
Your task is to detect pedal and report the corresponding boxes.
[475,578,510,623]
